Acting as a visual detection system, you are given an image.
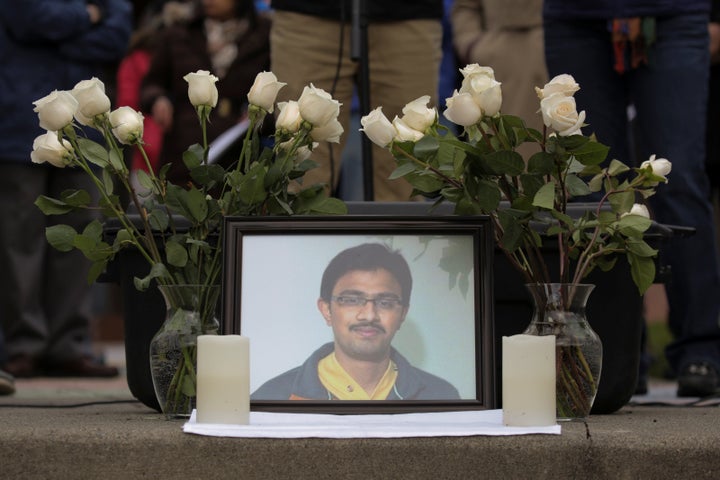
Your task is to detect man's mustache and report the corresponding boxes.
[350,322,386,334]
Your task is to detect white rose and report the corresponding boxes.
[622,203,651,219]
[540,93,585,136]
[443,90,482,127]
[459,64,496,80]
[297,84,341,127]
[109,106,144,144]
[392,116,424,143]
[183,70,219,107]
[401,95,436,132]
[275,101,302,132]
[31,131,74,168]
[640,154,672,183]
[33,90,78,131]
[71,77,111,126]
[459,74,502,117]
[310,118,344,143]
[247,71,286,112]
[360,107,396,147]
[535,74,580,100]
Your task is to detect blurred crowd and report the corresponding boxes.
[0,0,718,400]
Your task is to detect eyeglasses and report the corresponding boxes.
[331,295,404,311]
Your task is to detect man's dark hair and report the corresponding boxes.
[319,243,412,305]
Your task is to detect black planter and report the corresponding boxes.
[102,202,673,414]
[101,248,164,411]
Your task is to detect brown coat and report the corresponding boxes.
[451,0,547,156]
[141,14,271,185]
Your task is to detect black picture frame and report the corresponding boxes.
[222,215,495,413]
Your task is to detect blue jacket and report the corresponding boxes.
[252,342,460,401]
[543,0,711,20]
[0,0,132,163]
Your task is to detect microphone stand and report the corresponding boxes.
[351,0,374,201]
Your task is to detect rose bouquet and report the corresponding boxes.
[361,64,670,295]
[360,64,671,418]
[31,70,346,415]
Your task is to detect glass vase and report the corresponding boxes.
[523,283,603,421]
[149,284,220,418]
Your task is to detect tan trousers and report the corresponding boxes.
[271,11,443,201]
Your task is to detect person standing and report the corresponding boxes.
[269,0,445,201]
[450,0,547,159]
[0,0,132,378]
[141,0,271,186]
[543,0,720,396]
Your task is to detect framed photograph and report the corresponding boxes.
[222,215,495,413]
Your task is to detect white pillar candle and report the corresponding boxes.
[502,334,556,427]
[196,335,250,425]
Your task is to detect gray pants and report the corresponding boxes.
[0,163,96,363]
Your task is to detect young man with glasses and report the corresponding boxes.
[252,243,459,401]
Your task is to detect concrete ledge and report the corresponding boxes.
[1,402,718,479]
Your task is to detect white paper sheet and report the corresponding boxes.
[183,409,561,438]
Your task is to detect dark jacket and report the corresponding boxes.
[270,0,443,22]
[140,13,270,184]
[252,342,460,401]
[0,0,132,163]
[543,0,711,20]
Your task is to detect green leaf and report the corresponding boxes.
[483,150,525,176]
[165,239,189,267]
[608,190,635,214]
[190,164,225,187]
[527,152,555,175]
[137,169,154,191]
[147,208,170,231]
[102,168,114,195]
[608,159,630,176]
[77,138,109,168]
[617,214,652,236]
[133,262,170,291]
[628,253,656,295]
[108,148,125,172]
[571,140,610,166]
[556,134,589,150]
[438,138,462,168]
[519,174,545,200]
[61,189,92,207]
[73,235,112,261]
[497,210,524,252]
[87,260,108,285]
[473,179,502,212]
[112,228,134,250]
[82,219,104,241]
[166,184,209,223]
[413,135,439,159]
[588,173,604,192]
[532,181,556,209]
[405,171,445,193]
[238,163,268,205]
[35,195,74,215]
[389,162,417,180]
[565,173,592,197]
[626,238,658,257]
[45,224,77,252]
[303,197,348,214]
[182,144,204,169]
